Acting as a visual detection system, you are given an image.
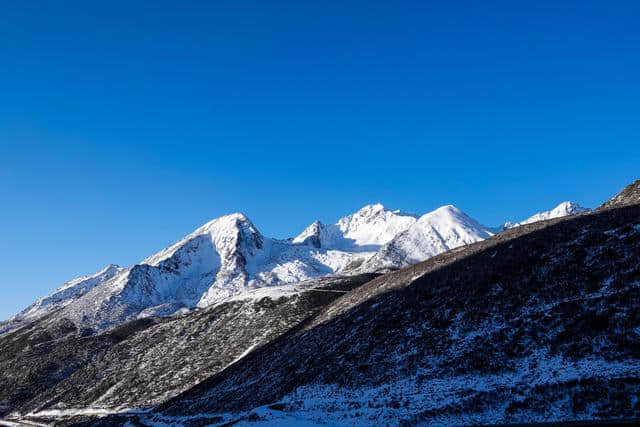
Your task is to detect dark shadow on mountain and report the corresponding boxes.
[151,204,640,425]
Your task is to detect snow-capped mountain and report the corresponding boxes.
[151,202,640,427]
[4,264,123,329]
[503,201,590,229]
[52,212,360,330]
[361,205,493,271]
[293,203,418,250]
[3,179,639,426]
[4,204,490,333]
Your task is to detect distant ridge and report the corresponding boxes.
[600,179,640,209]
[2,203,489,333]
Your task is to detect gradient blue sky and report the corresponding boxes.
[1,1,639,319]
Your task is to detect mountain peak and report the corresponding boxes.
[355,203,386,216]
[431,204,460,214]
[99,263,121,274]
[419,204,477,225]
[292,204,418,250]
[552,201,587,214]
[334,204,417,249]
[141,212,262,270]
[351,203,417,218]
[360,204,491,272]
[504,201,590,229]
[198,212,255,232]
[292,220,326,248]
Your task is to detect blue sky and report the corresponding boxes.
[1,1,639,319]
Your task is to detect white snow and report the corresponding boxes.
[504,201,590,229]
[7,204,492,332]
[293,204,418,250]
[3,264,123,330]
[362,205,493,271]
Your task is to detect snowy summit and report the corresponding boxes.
[503,201,590,229]
[3,200,588,334]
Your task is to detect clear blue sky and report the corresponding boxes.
[1,0,639,319]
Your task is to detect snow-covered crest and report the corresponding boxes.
[361,204,493,271]
[8,264,123,324]
[5,203,491,332]
[142,212,263,267]
[293,203,418,250]
[335,203,418,249]
[504,201,590,229]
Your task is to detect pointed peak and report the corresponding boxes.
[505,201,590,229]
[219,212,251,222]
[433,204,460,213]
[295,219,325,236]
[95,264,123,277]
[197,212,258,234]
[553,201,587,212]
[416,205,482,229]
[292,220,326,247]
[355,203,387,215]
[141,212,263,268]
[350,203,418,220]
[102,263,121,271]
[422,204,468,219]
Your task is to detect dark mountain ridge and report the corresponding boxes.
[3,180,639,426]
[148,203,640,425]
[0,275,377,424]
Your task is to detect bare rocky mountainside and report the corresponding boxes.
[600,179,640,210]
[0,275,377,423]
[145,205,638,426]
[1,183,637,426]
[91,187,638,426]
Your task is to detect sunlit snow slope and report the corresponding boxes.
[4,203,493,332]
[503,201,590,229]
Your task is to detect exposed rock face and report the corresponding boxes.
[151,204,640,426]
[0,274,377,422]
[600,179,640,209]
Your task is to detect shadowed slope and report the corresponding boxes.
[0,274,377,421]
[600,179,640,209]
[153,204,640,425]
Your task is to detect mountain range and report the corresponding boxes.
[5,184,634,426]
[149,181,639,426]
[3,201,588,335]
